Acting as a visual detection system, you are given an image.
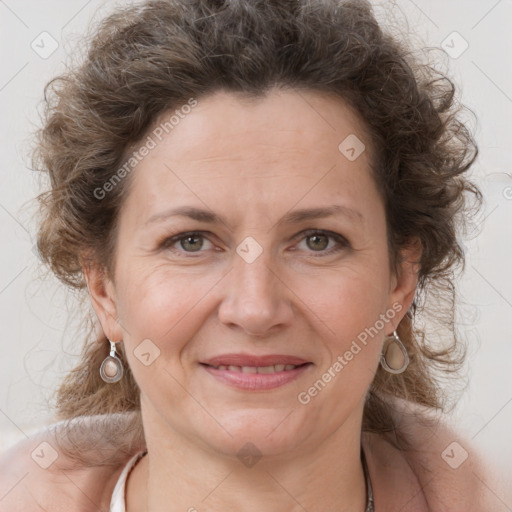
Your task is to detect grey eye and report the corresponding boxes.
[179,235,204,252]
[306,234,329,251]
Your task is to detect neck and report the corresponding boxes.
[127,408,368,512]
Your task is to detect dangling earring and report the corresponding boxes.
[380,330,409,374]
[100,339,124,383]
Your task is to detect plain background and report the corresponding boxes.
[1,0,511,493]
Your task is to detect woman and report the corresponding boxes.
[0,0,507,510]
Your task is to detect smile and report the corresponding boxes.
[206,363,302,373]
[200,362,312,390]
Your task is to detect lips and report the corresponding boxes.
[209,363,301,374]
[200,353,312,390]
[201,354,310,367]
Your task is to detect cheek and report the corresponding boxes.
[113,265,213,397]
[292,275,387,435]
[114,261,223,350]
[301,263,391,343]
[294,261,391,406]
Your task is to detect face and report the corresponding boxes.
[87,88,418,459]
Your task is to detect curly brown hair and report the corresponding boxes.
[33,0,481,450]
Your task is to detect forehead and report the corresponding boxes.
[153,88,370,164]
[120,88,379,223]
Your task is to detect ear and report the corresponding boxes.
[387,238,422,333]
[82,257,123,342]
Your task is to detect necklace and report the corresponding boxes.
[362,448,375,512]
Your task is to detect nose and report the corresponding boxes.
[218,247,294,336]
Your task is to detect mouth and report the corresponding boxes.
[203,363,306,373]
[199,354,313,390]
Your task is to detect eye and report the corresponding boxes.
[294,229,349,256]
[158,229,350,257]
[160,231,214,254]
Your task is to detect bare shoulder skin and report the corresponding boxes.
[0,413,145,512]
[1,408,508,511]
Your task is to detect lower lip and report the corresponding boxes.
[200,363,312,390]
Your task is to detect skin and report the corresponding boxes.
[85,87,421,511]
[2,88,505,511]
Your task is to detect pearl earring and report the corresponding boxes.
[99,339,124,383]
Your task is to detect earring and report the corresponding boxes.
[100,339,124,383]
[380,330,409,374]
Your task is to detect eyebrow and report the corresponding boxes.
[145,204,363,228]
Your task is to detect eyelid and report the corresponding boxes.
[291,229,350,255]
[159,229,350,255]
[159,231,214,253]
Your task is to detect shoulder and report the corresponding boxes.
[0,412,145,512]
[364,398,510,512]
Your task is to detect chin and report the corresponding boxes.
[203,408,308,458]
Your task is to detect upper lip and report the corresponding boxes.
[201,354,310,367]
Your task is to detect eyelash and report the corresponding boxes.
[159,229,350,257]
